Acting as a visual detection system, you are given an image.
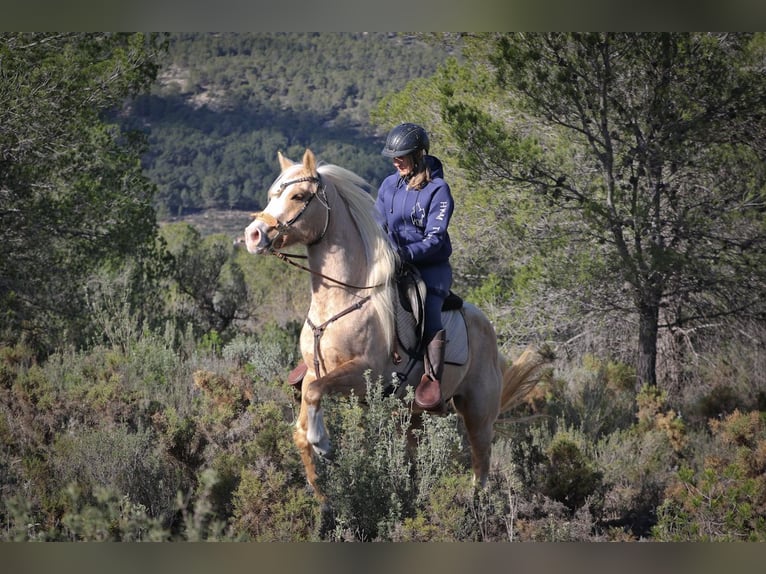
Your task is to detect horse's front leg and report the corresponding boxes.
[303,358,371,455]
[293,358,371,489]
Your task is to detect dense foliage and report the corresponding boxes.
[445,33,766,388]
[376,33,766,389]
[0,33,168,353]
[1,33,765,541]
[2,332,764,541]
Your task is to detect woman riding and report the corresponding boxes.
[374,122,455,410]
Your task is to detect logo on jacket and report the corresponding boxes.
[411,202,425,228]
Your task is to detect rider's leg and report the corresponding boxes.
[415,290,447,410]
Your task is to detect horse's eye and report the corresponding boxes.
[292,192,307,202]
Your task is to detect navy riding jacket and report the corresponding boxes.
[374,155,454,296]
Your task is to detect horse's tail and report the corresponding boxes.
[498,346,551,414]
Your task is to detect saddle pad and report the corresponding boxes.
[443,309,468,366]
[395,304,468,366]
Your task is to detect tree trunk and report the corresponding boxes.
[636,302,660,389]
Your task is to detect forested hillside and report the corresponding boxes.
[127,33,451,217]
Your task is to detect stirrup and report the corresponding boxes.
[287,362,307,388]
[414,374,442,410]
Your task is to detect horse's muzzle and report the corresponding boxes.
[244,219,272,254]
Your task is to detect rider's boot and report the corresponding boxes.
[415,329,446,410]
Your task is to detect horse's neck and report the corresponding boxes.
[306,204,368,311]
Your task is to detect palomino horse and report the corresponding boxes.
[244,149,545,494]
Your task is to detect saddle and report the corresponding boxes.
[395,263,465,360]
[397,264,462,345]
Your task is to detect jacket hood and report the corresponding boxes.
[425,155,444,179]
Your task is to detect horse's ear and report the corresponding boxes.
[277,151,293,171]
[302,149,317,175]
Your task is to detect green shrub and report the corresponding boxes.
[508,421,603,519]
[514,495,603,542]
[1,492,44,541]
[412,408,464,506]
[246,402,302,472]
[1,484,169,542]
[6,315,764,542]
[199,400,309,535]
[153,407,207,471]
[596,425,680,538]
[543,431,603,513]
[173,468,233,541]
[548,354,637,439]
[653,410,766,541]
[223,333,294,386]
[395,474,481,541]
[51,426,185,522]
[679,326,766,424]
[316,378,413,541]
[232,460,318,541]
[13,364,56,412]
[57,485,169,542]
[314,373,464,541]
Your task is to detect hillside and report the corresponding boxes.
[126,33,452,218]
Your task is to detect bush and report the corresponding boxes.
[541,354,637,439]
[2,486,169,542]
[596,425,680,538]
[232,460,318,541]
[314,373,464,541]
[3,322,765,542]
[653,410,766,541]
[543,431,603,513]
[51,426,185,521]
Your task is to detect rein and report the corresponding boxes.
[271,250,384,291]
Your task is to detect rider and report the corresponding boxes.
[374,122,455,410]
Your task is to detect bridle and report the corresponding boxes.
[252,173,384,292]
[253,175,330,250]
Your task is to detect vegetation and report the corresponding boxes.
[462,34,766,389]
[3,333,765,541]
[378,33,766,389]
[1,33,765,541]
[1,33,168,353]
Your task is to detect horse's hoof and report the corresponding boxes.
[312,441,332,459]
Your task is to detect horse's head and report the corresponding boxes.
[244,149,329,254]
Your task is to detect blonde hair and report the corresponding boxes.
[406,149,431,191]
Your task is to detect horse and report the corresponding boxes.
[244,149,546,495]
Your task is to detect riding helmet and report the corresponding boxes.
[381,123,430,158]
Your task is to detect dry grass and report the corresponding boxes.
[161,209,253,240]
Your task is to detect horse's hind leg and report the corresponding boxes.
[453,394,497,487]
